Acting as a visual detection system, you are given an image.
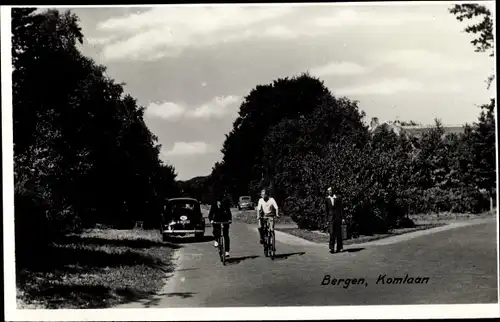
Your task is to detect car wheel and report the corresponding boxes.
[195,233,204,241]
[162,234,169,242]
[238,206,241,211]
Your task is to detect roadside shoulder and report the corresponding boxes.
[274,216,496,247]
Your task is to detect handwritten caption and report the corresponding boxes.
[321,274,430,288]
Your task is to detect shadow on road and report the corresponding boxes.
[225,255,260,265]
[177,268,199,272]
[344,247,365,253]
[162,240,184,249]
[142,297,161,308]
[162,292,198,298]
[141,292,198,308]
[272,252,306,260]
[165,235,215,244]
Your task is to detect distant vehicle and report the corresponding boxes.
[161,197,205,241]
[238,196,254,211]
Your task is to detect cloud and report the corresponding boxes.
[86,36,117,45]
[262,25,297,39]
[313,8,434,28]
[145,95,242,121]
[88,6,444,61]
[373,49,479,74]
[91,6,294,61]
[335,78,462,96]
[188,95,242,119]
[145,101,186,120]
[336,78,423,96]
[98,6,292,33]
[163,141,212,157]
[310,61,370,77]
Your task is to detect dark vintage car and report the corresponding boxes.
[161,197,205,241]
[237,195,254,210]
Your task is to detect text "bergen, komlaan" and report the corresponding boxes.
[321,274,430,288]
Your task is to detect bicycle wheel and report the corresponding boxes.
[220,237,226,265]
[263,229,269,257]
[219,237,225,264]
[270,231,276,260]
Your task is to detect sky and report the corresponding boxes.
[67,3,495,181]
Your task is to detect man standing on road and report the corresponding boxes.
[325,187,344,254]
[209,192,232,258]
[257,189,279,244]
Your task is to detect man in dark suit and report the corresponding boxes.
[325,187,343,254]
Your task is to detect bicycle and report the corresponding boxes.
[212,221,230,265]
[260,216,276,260]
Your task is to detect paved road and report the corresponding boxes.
[116,216,498,308]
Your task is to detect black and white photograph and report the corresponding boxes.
[2,2,499,320]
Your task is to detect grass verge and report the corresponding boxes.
[408,211,496,224]
[277,223,447,245]
[16,228,180,309]
[277,210,496,245]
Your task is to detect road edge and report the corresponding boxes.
[272,217,497,248]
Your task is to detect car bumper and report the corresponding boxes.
[162,229,204,234]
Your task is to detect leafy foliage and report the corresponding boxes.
[449,3,495,88]
[449,4,494,57]
[178,175,214,204]
[215,73,334,202]
[209,70,495,235]
[12,8,178,261]
[471,99,496,193]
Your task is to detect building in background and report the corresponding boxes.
[368,117,465,138]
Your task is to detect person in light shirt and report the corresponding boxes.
[256,188,279,244]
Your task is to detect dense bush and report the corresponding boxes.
[408,187,490,215]
[278,131,414,235]
[12,8,179,260]
[280,119,493,234]
[215,73,337,201]
[212,71,495,235]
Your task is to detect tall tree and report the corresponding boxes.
[262,94,369,203]
[449,3,496,209]
[12,7,179,251]
[216,73,333,200]
[471,99,496,196]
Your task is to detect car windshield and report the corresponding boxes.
[240,197,251,202]
[166,200,200,221]
[172,203,195,211]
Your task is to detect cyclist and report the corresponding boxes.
[256,188,279,244]
[208,192,232,258]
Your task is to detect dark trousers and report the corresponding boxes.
[329,219,343,251]
[213,224,230,252]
